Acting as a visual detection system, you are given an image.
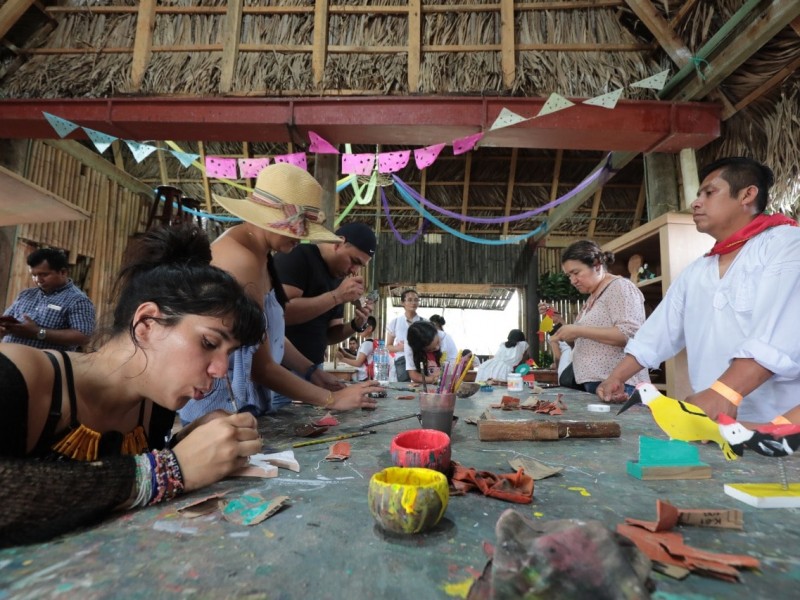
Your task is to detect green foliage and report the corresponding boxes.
[538,271,586,303]
[537,349,554,369]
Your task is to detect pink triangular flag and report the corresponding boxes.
[238,157,270,178]
[377,150,410,174]
[341,153,375,176]
[205,156,237,179]
[308,131,339,154]
[452,133,484,156]
[274,152,307,169]
[414,143,445,170]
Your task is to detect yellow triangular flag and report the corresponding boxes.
[582,88,624,109]
[536,93,575,118]
[630,69,670,90]
[490,108,528,131]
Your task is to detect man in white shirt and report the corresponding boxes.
[386,289,424,381]
[598,157,800,423]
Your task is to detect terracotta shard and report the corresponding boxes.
[326,441,351,461]
[295,423,329,437]
[314,412,340,427]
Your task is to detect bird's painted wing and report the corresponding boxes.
[754,423,800,438]
[651,398,738,460]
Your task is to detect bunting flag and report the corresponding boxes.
[630,69,670,90]
[43,112,80,138]
[172,149,200,168]
[308,131,339,154]
[238,157,270,178]
[452,132,484,156]
[273,152,307,169]
[536,93,575,117]
[205,156,237,179]
[378,150,410,174]
[81,127,117,153]
[342,153,375,176]
[414,143,445,170]
[583,88,624,109]
[490,108,528,131]
[125,140,159,163]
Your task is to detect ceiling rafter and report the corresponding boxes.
[0,0,36,40]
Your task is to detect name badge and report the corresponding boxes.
[47,304,63,311]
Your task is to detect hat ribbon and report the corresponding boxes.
[250,187,326,237]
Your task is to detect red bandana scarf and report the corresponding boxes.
[705,213,797,257]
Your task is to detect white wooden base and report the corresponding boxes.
[724,483,800,508]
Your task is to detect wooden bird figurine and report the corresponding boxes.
[717,414,800,458]
[617,383,739,461]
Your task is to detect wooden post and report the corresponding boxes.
[220,0,244,93]
[130,0,157,92]
[314,153,338,226]
[312,0,329,87]
[407,0,421,92]
[643,153,680,220]
[678,148,699,211]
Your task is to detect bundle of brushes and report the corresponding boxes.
[437,351,474,394]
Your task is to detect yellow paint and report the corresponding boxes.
[442,577,474,598]
[533,511,544,518]
[567,486,591,497]
[23,560,32,566]
[262,529,275,539]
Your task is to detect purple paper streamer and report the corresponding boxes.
[391,154,614,225]
[381,187,428,245]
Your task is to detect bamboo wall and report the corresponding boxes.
[5,141,150,330]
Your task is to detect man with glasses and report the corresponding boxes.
[1,248,95,351]
[275,222,377,377]
[386,289,424,382]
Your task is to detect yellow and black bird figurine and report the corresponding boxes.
[617,382,739,460]
[717,414,800,458]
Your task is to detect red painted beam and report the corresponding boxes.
[0,96,720,152]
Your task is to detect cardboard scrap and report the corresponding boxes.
[325,441,351,461]
[222,494,290,526]
[508,457,563,480]
[625,499,743,532]
[177,492,229,518]
[257,450,301,473]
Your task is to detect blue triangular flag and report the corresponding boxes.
[43,112,80,138]
[171,149,200,168]
[125,140,159,163]
[82,127,117,153]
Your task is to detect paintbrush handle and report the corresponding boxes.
[292,430,376,448]
[358,412,419,430]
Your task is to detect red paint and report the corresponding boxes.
[390,428,451,473]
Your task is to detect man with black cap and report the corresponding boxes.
[275,222,377,374]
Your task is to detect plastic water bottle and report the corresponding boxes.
[374,340,390,384]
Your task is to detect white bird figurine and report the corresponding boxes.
[617,382,738,461]
[717,414,800,458]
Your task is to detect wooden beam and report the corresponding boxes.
[678,148,698,211]
[0,0,36,40]
[587,188,602,238]
[669,1,800,102]
[219,0,244,94]
[460,152,473,234]
[791,15,800,36]
[44,139,152,197]
[535,152,638,241]
[407,0,422,93]
[312,0,329,87]
[156,142,170,187]
[502,148,518,236]
[197,141,213,213]
[633,181,646,229]
[500,0,515,88]
[111,140,125,171]
[668,0,701,29]
[130,0,157,92]
[547,149,563,216]
[723,53,800,120]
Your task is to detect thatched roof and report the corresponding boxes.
[1,0,798,239]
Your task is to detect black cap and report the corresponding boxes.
[336,222,377,257]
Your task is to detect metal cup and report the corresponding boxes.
[418,392,456,437]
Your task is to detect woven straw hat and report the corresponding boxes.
[213,163,343,243]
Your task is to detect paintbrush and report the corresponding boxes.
[292,430,376,448]
[224,373,239,411]
[354,412,420,431]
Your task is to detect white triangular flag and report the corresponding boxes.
[630,69,670,90]
[82,127,117,153]
[582,88,624,109]
[43,112,80,138]
[125,140,159,163]
[490,108,528,131]
[536,93,575,118]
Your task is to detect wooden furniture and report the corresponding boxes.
[602,212,713,399]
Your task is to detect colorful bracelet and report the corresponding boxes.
[710,380,743,407]
[147,449,185,506]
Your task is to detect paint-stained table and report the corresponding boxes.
[2,385,799,599]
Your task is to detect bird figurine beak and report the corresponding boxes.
[616,390,642,415]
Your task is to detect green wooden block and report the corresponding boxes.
[627,436,711,480]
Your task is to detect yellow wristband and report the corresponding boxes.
[710,380,742,407]
[771,415,791,425]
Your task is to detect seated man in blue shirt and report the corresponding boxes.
[1,248,96,351]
